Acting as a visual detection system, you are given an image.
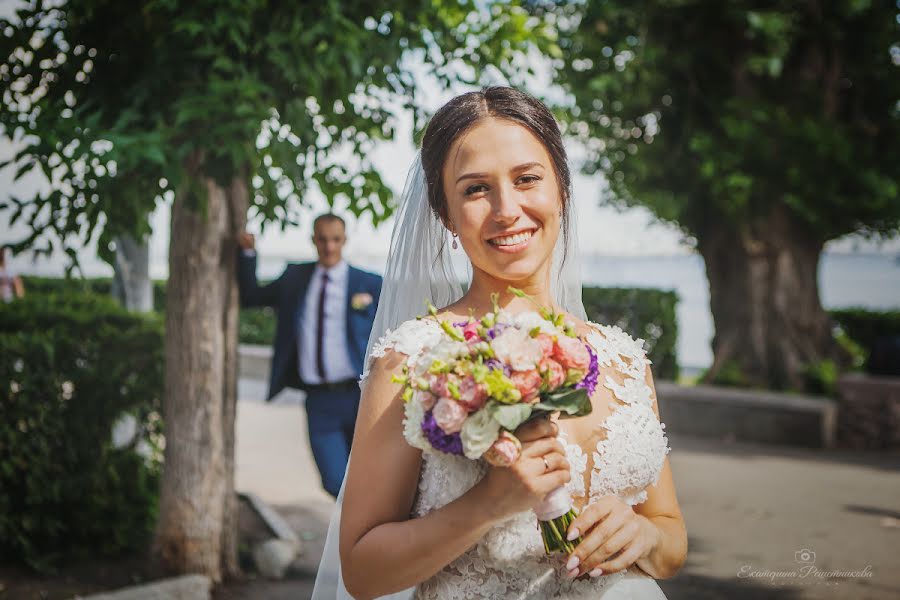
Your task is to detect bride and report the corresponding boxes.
[312,86,687,599]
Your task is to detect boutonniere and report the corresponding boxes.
[351,292,374,311]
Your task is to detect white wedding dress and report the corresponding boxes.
[363,316,673,600]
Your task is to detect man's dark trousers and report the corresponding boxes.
[305,386,359,496]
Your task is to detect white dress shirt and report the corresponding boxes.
[299,259,357,384]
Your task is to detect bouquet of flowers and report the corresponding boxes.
[393,287,599,554]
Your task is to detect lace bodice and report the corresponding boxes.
[362,316,672,600]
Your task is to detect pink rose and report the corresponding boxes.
[433,398,468,434]
[462,321,481,341]
[553,336,591,371]
[457,375,488,412]
[492,328,544,371]
[483,431,522,467]
[535,334,555,359]
[540,357,566,389]
[430,373,459,398]
[510,369,542,403]
[413,389,437,411]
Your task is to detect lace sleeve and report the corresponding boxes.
[358,317,443,390]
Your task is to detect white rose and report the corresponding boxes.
[460,408,501,460]
[402,398,430,452]
[415,339,469,376]
[412,352,432,377]
[510,310,561,336]
[438,339,471,362]
[491,327,544,371]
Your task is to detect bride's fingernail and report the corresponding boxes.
[567,567,579,578]
[565,555,580,571]
[589,568,603,578]
[566,527,579,541]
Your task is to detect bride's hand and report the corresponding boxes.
[563,495,661,578]
[478,417,571,521]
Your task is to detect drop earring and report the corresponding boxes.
[452,233,459,250]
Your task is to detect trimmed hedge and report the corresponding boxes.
[24,276,273,345]
[239,305,277,345]
[0,293,164,572]
[582,287,679,381]
[830,308,900,354]
[23,276,167,311]
[23,277,680,375]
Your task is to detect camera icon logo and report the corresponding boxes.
[795,548,816,564]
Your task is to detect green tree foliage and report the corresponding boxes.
[0,0,559,258]
[548,0,899,389]
[553,0,898,240]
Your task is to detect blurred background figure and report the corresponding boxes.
[237,213,383,498]
[0,246,25,303]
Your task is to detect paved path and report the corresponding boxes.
[226,379,900,600]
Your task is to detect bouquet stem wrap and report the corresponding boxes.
[534,486,582,554]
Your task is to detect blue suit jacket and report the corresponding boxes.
[237,253,383,401]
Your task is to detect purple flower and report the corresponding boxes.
[421,410,464,455]
[484,358,512,376]
[486,321,511,340]
[452,320,470,328]
[575,343,599,396]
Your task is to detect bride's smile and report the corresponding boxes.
[487,227,536,251]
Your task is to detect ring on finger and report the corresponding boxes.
[542,455,551,472]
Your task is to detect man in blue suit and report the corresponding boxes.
[237,213,382,497]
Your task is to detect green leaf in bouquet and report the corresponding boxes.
[440,319,465,341]
[489,402,533,430]
[483,368,522,404]
[428,359,451,374]
[471,361,489,383]
[490,292,501,315]
[532,388,592,417]
[563,368,586,386]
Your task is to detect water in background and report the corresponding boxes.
[578,253,900,371]
[10,251,899,371]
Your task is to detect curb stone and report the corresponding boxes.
[74,574,210,600]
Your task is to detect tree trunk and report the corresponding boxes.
[154,158,247,582]
[220,175,247,579]
[112,234,153,312]
[698,204,848,391]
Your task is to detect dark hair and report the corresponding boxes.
[420,86,572,264]
[312,212,346,232]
